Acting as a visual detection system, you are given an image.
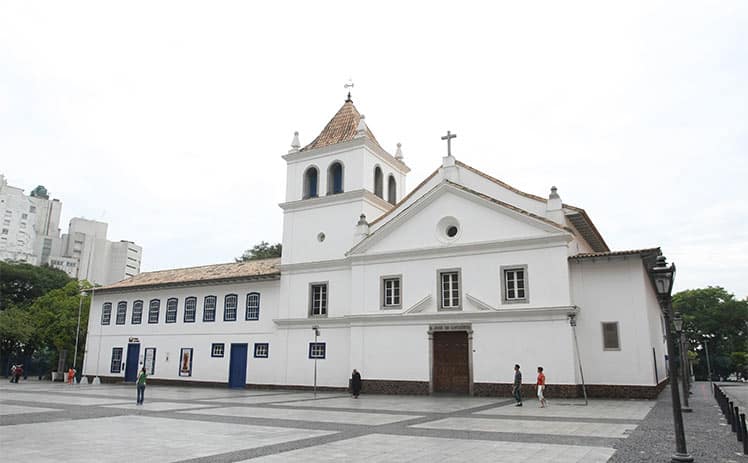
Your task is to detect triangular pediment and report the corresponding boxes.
[349,181,571,256]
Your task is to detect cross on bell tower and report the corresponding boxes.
[441,131,457,157]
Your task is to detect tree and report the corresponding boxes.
[0,261,72,311]
[673,286,748,380]
[235,241,282,261]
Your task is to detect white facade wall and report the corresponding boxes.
[569,257,665,386]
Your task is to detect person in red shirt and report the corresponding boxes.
[536,366,547,408]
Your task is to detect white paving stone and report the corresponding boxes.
[477,399,655,420]
[277,395,501,413]
[102,401,216,411]
[0,403,62,415]
[200,391,344,404]
[412,416,637,438]
[180,405,419,425]
[0,415,334,462]
[245,434,616,462]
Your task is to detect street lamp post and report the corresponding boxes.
[650,255,693,463]
[73,289,87,383]
[673,313,692,412]
[568,311,588,405]
[312,326,320,398]
[702,335,714,390]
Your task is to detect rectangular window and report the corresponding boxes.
[21,213,28,219]
[115,301,127,325]
[101,303,112,325]
[211,343,225,357]
[144,347,156,375]
[309,283,328,317]
[438,269,461,310]
[29,206,36,213]
[148,299,160,324]
[184,297,196,323]
[179,348,193,377]
[381,275,402,309]
[309,342,326,359]
[110,347,123,373]
[602,322,621,350]
[502,266,528,303]
[246,293,260,320]
[203,296,216,322]
[131,300,143,324]
[224,294,238,321]
[166,298,178,323]
[254,343,269,358]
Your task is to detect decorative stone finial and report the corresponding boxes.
[395,142,403,161]
[355,213,370,238]
[549,186,559,199]
[288,131,301,153]
[355,115,367,138]
[357,213,368,226]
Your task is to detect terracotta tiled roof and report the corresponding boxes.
[301,99,385,152]
[568,248,660,260]
[97,258,281,293]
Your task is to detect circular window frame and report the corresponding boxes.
[436,216,461,243]
[317,232,326,242]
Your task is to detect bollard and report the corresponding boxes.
[734,406,740,434]
[730,402,736,431]
[742,413,748,455]
[738,411,745,443]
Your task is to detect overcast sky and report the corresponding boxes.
[1,2,746,298]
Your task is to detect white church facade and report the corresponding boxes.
[83,97,669,398]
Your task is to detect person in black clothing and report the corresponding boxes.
[350,369,362,398]
[512,364,522,406]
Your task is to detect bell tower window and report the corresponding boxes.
[387,175,397,204]
[303,167,319,199]
[374,166,383,198]
[328,162,344,194]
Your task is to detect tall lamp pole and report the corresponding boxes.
[702,335,714,391]
[73,288,87,380]
[568,311,588,405]
[673,313,691,412]
[650,255,693,462]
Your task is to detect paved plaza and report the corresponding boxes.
[0,380,744,462]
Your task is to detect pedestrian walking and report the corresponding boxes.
[136,367,147,405]
[512,364,522,406]
[67,367,76,385]
[9,364,16,382]
[14,364,23,383]
[536,366,547,408]
[350,369,362,398]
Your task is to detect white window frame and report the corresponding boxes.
[246,292,260,320]
[223,294,238,321]
[131,300,143,324]
[254,343,269,358]
[203,295,216,322]
[110,347,123,373]
[309,282,328,317]
[165,298,178,323]
[437,269,461,310]
[501,265,529,304]
[148,299,160,324]
[309,342,326,359]
[381,275,402,309]
[184,297,197,323]
[101,303,112,325]
[115,301,127,325]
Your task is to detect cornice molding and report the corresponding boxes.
[282,138,410,173]
[279,189,393,212]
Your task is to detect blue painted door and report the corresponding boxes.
[124,343,140,382]
[228,343,248,388]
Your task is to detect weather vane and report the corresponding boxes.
[344,78,354,101]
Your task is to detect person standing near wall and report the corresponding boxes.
[512,364,523,406]
[536,366,547,408]
[350,369,362,398]
[136,367,147,405]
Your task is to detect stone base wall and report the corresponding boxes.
[474,378,669,400]
[87,376,669,399]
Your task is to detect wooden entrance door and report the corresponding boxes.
[432,331,470,394]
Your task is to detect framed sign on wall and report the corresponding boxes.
[179,348,193,377]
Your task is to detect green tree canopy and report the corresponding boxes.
[0,261,73,311]
[235,241,282,262]
[673,286,748,379]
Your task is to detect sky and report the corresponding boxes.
[1,1,746,298]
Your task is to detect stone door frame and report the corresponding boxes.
[428,323,474,395]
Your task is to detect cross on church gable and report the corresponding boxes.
[441,131,456,157]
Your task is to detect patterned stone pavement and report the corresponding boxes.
[0,379,664,462]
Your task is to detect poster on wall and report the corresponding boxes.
[179,348,193,377]
[144,347,156,375]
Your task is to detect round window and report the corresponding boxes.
[436,216,461,242]
[317,232,326,242]
[446,225,458,237]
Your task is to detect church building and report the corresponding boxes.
[83,96,669,398]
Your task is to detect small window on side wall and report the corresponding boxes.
[309,342,326,359]
[246,292,260,320]
[101,303,112,325]
[602,322,621,350]
[211,343,225,357]
[309,283,328,317]
[254,343,269,358]
[381,275,402,309]
[501,265,528,304]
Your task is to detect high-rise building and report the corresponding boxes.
[0,174,142,285]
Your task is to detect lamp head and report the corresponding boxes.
[673,312,683,332]
[650,255,676,298]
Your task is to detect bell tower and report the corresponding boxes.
[280,96,410,265]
